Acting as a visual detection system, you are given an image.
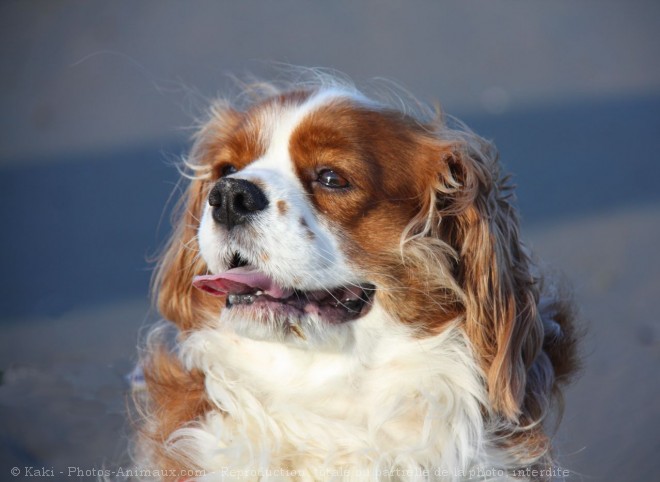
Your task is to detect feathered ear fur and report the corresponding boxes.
[140,99,242,472]
[153,102,242,331]
[424,127,577,427]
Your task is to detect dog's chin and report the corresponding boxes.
[218,283,376,350]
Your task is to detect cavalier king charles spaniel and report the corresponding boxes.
[134,75,578,481]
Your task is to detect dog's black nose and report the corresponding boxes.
[208,178,269,229]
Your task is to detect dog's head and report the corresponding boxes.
[154,84,576,423]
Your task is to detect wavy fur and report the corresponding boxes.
[135,72,579,481]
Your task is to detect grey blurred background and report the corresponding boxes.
[1,1,659,481]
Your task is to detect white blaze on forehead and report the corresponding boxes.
[248,88,353,177]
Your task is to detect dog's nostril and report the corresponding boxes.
[208,188,223,207]
[209,178,269,229]
[233,193,247,212]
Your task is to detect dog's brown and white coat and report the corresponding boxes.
[136,79,577,481]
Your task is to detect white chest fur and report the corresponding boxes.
[162,306,518,481]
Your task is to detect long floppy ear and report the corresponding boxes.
[435,133,546,422]
[153,179,215,331]
[153,102,241,331]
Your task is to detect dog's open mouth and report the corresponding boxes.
[192,263,375,324]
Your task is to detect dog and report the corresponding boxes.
[134,75,578,481]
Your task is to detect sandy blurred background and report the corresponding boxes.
[1,1,659,481]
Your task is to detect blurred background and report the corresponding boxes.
[1,1,659,481]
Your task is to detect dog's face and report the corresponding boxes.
[189,91,454,347]
[155,86,574,422]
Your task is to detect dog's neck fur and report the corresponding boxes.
[157,304,533,481]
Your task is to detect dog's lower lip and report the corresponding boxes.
[225,284,376,323]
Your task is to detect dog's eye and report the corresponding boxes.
[220,164,238,177]
[317,169,349,189]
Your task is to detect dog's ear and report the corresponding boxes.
[153,178,215,331]
[153,102,241,331]
[434,136,546,422]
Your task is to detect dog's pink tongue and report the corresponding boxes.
[192,268,292,298]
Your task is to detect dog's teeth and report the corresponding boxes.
[255,290,264,296]
[227,294,256,305]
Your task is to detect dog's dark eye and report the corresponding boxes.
[317,169,349,189]
[220,164,238,177]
